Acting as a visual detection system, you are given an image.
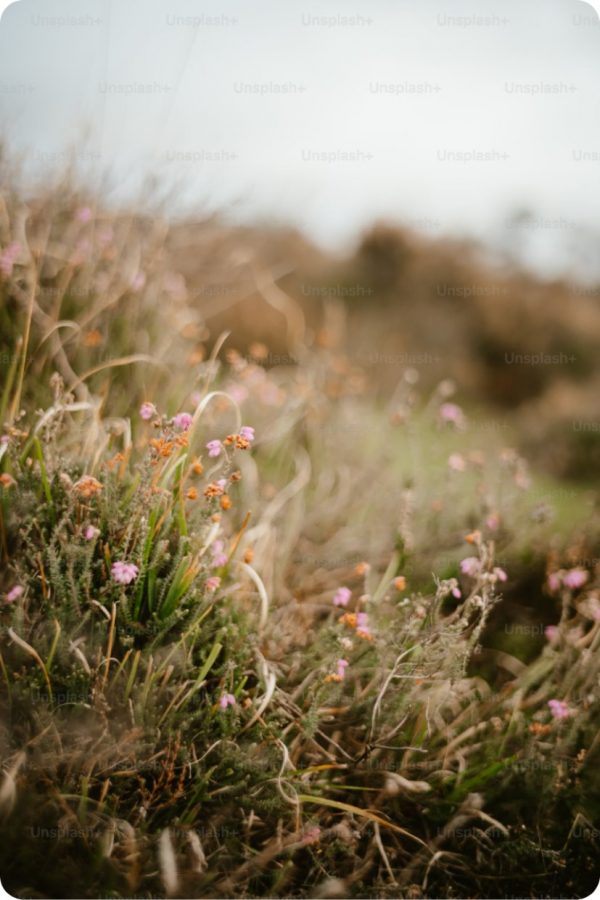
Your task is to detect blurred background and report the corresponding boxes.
[2,0,600,274]
[1,0,599,480]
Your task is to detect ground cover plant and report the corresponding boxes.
[0,178,599,898]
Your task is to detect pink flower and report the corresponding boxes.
[0,242,20,278]
[173,412,193,431]
[563,568,588,591]
[84,525,100,541]
[439,402,465,428]
[6,585,24,602]
[111,561,139,585]
[547,572,562,592]
[336,659,349,680]
[452,586,462,599]
[76,206,93,223]
[0,434,9,444]
[206,576,221,592]
[448,453,466,472]
[548,699,572,720]
[544,625,559,642]
[460,557,481,577]
[493,566,508,582]
[219,692,236,710]
[301,825,321,845]
[217,478,227,490]
[140,402,157,421]
[239,426,255,442]
[227,384,248,405]
[211,540,228,567]
[590,601,600,622]
[356,612,372,639]
[333,587,351,607]
[206,440,222,458]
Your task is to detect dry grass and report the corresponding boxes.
[0,169,599,898]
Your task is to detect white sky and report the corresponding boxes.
[0,0,599,276]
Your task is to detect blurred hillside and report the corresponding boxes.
[1,174,598,480]
[165,218,600,480]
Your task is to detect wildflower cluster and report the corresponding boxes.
[547,566,589,592]
[1,183,599,899]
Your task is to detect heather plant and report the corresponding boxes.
[0,183,599,898]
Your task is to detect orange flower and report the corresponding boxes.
[106,452,125,471]
[223,433,250,451]
[6,427,28,440]
[150,438,174,458]
[186,487,198,500]
[73,475,103,498]
[394,576,407,591]
[0,473,15,488]
[340,610,374,641]
[204,482,225,498]
[188,348,205,365]
[82,329,103,347]
[243,548,254,564]
[249,341,268,361]
[529,722,552,736]
[465,530,481,545]
[355,561,370,577]
[220,495,232,510]
[192,458,204,475]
